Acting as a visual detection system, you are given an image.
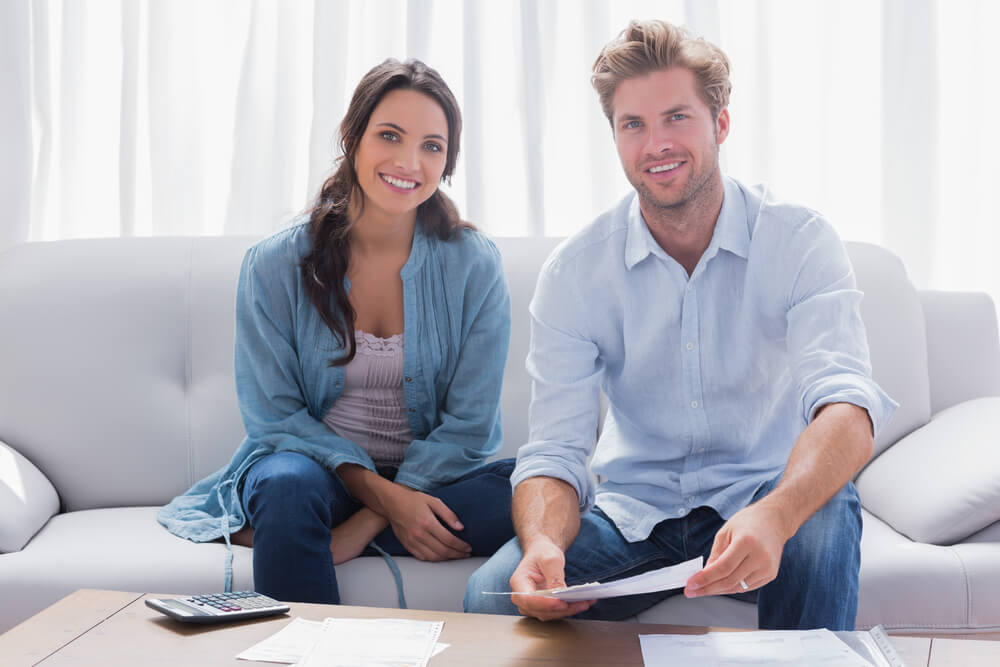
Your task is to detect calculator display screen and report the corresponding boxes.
[159,599,202,615]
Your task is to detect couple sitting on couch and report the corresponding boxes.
[158,19,896,632]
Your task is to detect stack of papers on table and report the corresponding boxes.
[639,628,891,667]
[237,617,446,667]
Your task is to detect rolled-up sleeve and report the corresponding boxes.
[511,256,603,512]
[784,220,898,437]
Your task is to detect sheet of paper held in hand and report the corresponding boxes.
[484,556,704,601]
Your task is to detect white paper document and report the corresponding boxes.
[238,617,323,663]
[485,556,703,601]
[639,628,876,667]
[237,617,446,667]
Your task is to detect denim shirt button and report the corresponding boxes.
[405,376,412,382]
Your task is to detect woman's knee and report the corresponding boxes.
[242,452,336,517]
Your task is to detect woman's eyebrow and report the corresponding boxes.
[377,121,446,143]
[377,121,407,133]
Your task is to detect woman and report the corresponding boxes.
[158,59,515,605]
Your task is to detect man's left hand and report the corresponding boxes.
[683,501,793,597]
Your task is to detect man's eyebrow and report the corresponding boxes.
[662,105,694,115]
[617,113,642,123]
[377,122,447,144]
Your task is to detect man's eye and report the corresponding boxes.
[624,120,642,130]
[670,113,686,121]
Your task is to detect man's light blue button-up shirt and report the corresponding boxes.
[512,177,897,542]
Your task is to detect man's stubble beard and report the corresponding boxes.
[629,134,721,214]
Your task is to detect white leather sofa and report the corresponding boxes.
[1,235,999,635]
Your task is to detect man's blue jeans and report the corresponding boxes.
[242,451,516,604]
[464,474,863,631]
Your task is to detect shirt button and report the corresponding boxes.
[690,400,698,408]
[686,496,694,503]
[405,376,412,382]
[686,342,694,351]
[677,508,685,516]
[408,408,415,413]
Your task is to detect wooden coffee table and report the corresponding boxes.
[2,589,998,666]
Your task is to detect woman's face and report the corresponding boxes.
[354,88,450,221]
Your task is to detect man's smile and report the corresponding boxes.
[648,161,683,174]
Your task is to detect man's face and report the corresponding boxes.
[612,67,729,212]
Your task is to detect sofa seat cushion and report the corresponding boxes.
[857,397,1000,545]
[0,506,487,633]
[857,509,1000,632]
[0,507,254,633]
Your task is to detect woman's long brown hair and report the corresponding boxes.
[301,59,471,366]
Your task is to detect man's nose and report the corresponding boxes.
[644,126,675,155]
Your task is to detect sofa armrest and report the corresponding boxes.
[919,290,1000,413]
[0,439,60,552]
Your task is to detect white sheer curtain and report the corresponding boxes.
[2,0,999,302]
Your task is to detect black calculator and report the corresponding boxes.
[145,591,290,624]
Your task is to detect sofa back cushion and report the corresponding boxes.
[0,238,254,511]
[492,237,564,459]
[843,242,931,458]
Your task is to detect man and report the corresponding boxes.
[464,19,896,630]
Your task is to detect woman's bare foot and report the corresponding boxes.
[231,526,254,547]
[330,507,389,564]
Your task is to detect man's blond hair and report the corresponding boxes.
[592,20,732,123]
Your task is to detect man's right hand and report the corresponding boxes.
[509,539,595,621]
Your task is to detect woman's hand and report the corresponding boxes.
[380,484,472,561]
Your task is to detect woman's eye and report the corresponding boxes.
[380,131,399,142]
[424,142,443,153]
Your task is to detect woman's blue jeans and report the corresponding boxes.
[464,474,863,631]
[241,451,515,604]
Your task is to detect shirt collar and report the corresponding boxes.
[399,216,429,279]
[713,176,750,260]
[623,176,750,271]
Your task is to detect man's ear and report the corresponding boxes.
[715,108,730,145]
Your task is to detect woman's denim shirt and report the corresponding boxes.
[158,220,511,545]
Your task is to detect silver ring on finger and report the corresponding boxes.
[738,578,749,591]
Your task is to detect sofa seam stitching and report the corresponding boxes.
[950,546,973,626]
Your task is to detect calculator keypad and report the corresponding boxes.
[189,592,283,613]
